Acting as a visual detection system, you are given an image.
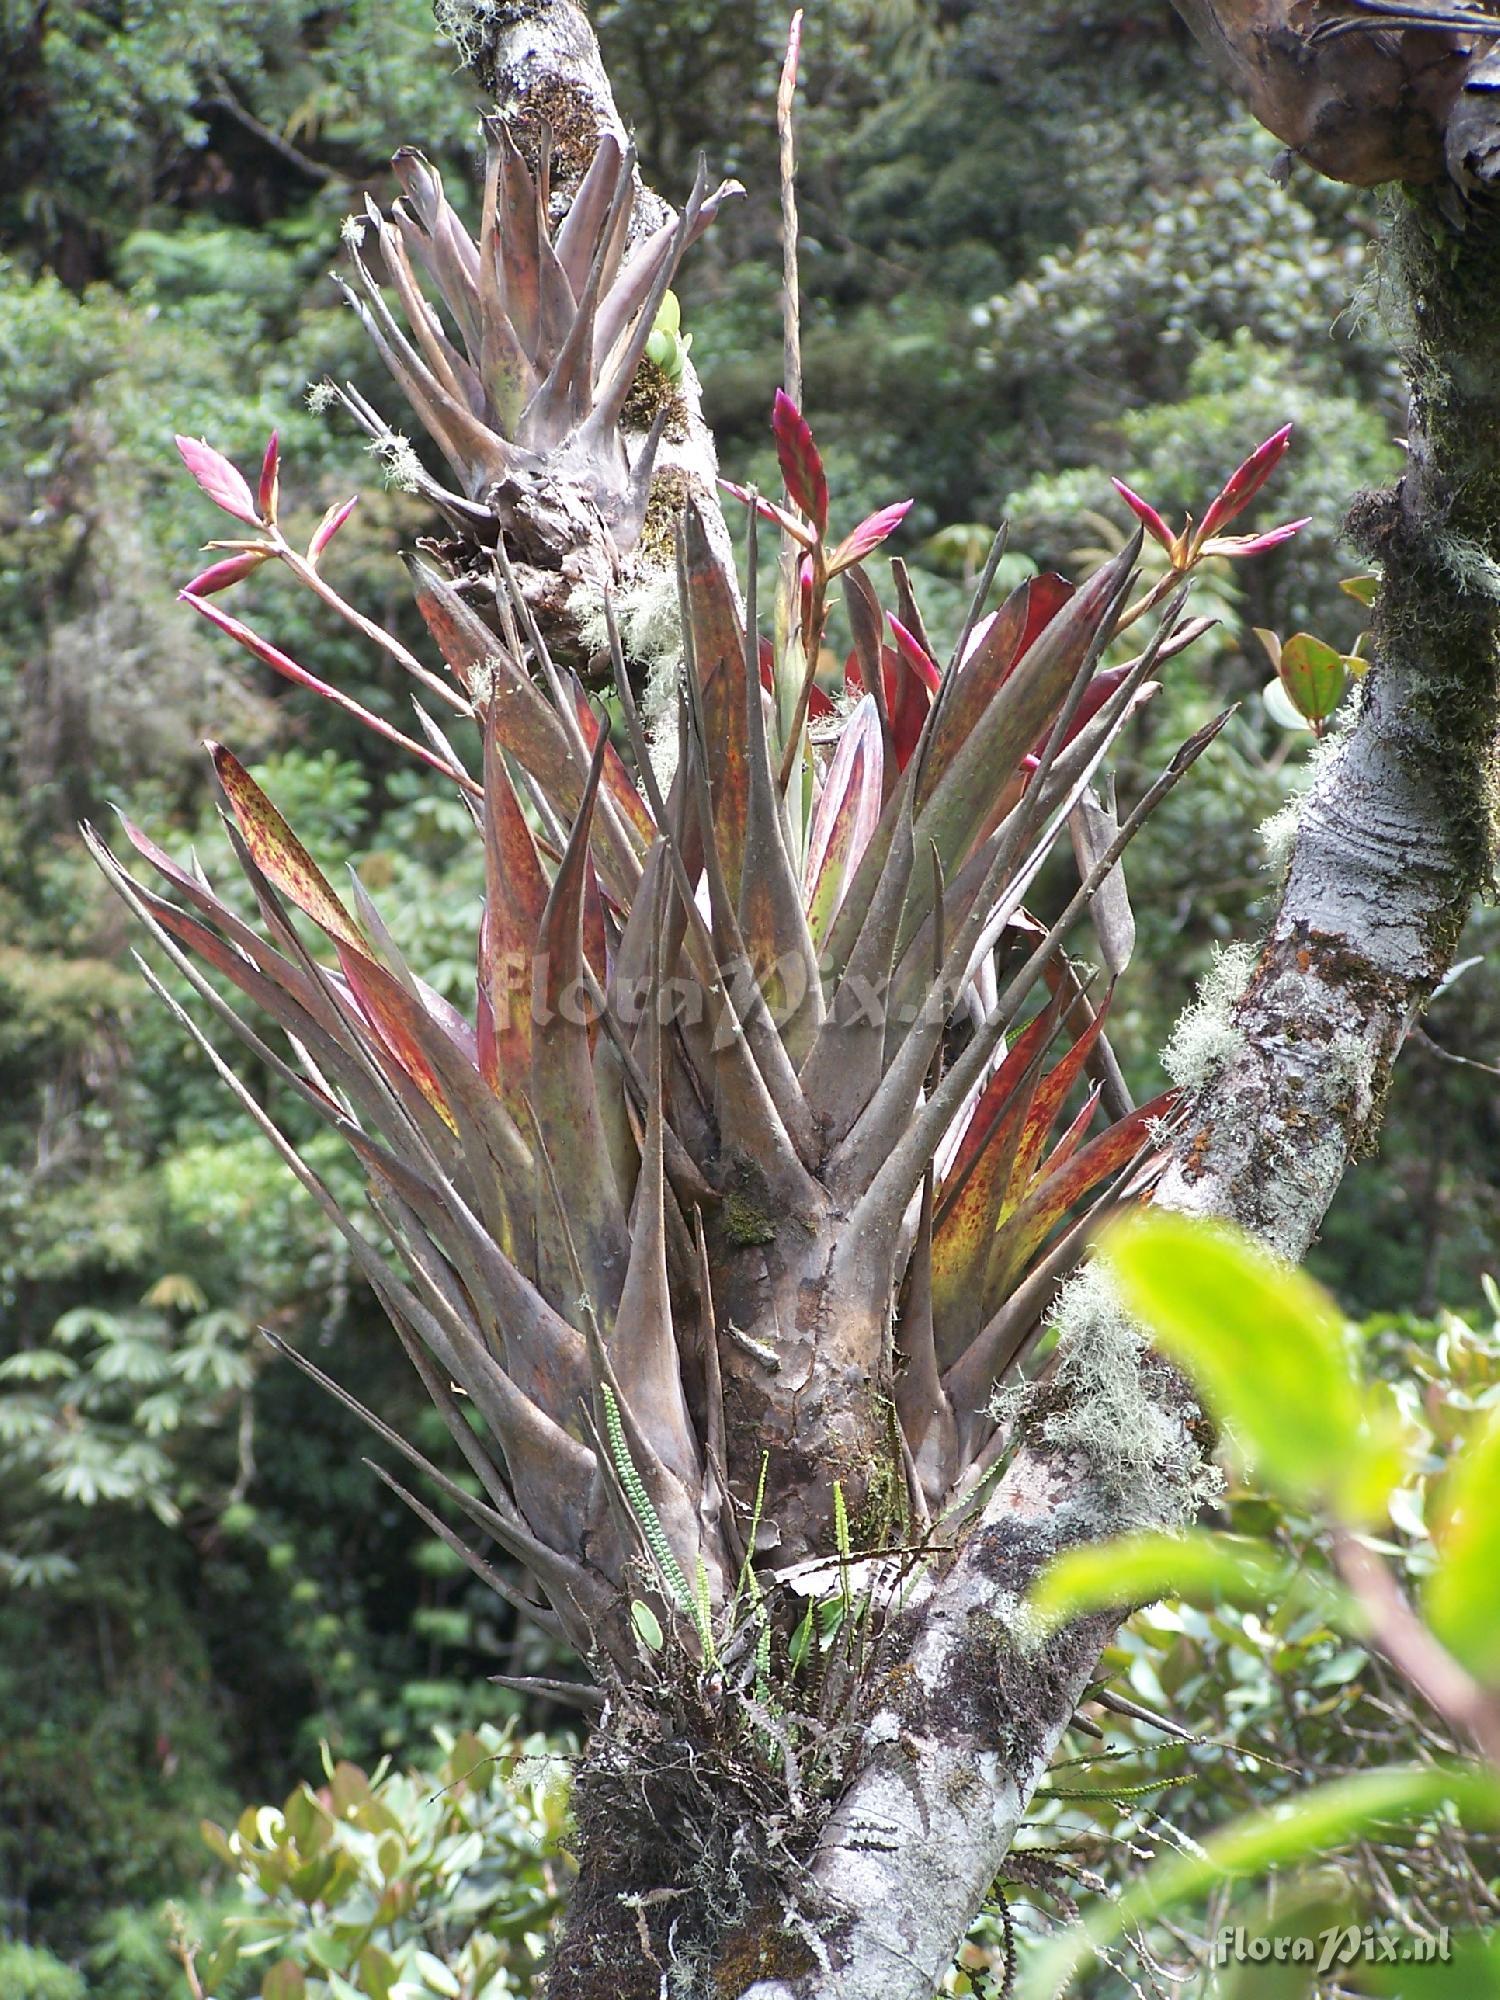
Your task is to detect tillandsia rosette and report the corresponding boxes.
[96,118,1305,1681]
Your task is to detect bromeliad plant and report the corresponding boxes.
[92,110,1302,1974]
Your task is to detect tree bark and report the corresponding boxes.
[454,6,1500,1997]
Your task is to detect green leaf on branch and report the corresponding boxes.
[1028,1529,1323,1635]
[1100,1214,1403,1520]
[1020,1764,1500,1999]
[1424,1405,1500,1683]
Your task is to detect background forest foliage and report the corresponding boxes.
[3,0,1499,1992]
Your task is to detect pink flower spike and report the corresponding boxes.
[771,389,829,537]
[1196,422,1294,544]
[827,499,914,577]
[174,435,260,525]
[185,551,269,596]
[1110,477,1174,553]
[308,495,359,565]
[1205,517,1311,559]
[258,432,280,524]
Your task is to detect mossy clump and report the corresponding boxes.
[722,1190,778,1248]
[638,464,699,571]
[622,356,690,444]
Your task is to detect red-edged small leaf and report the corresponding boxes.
[1276,631,1347,724]
[209,744,364,951]
[258,432,280,523]
[332,944,458,1133]
[805,694,883,943]
[883,644,932,771]
[1110,477,1175,553]
[931,1003,1064,1365]
[1007,998,1114,1198]
[1196,422,1294,544]
[1205,517,1310,559]
[919,571,1076,818]
[308,495,359,565]
[185,552,269,595]
[1040,1083,1102,1180]
[1022,663,1130,779]
[771,389,829,536]
[175,435,259,525]
[827,499,913,576]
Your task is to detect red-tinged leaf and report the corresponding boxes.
[175,435,259,525]
[1040,1083,1102,1181]
[925,572,1076,818]
[720,479,816,549]
[1009,572,1077,673]
[477,709,549,1117]
[1196,422,1294,543]
[209,744,364,952]
[1110,477,1175,553]
[185,552,269,595]
[941,999,1060,1197]
[258,432,280,523]
[570,682,655,847]
[1204,517,1310,559]
[1022,664,1130,778]
[885,644,932,771]
[771,389,829,536]
[984,1091,1175,1305]
[931,1003,1065,1366]
[827,498,914,576]
[530,733,628,1316]
[916,541,1134,876]
[808,681,834,720]
[886,614,941,694]
[333,943,459,1133]
[805,694,883,944]
[1006,997,1114,1199]
[308,495,358,565]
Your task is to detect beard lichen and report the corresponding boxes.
[1160,940,1257,1094]
[1026,1262,1217,1533]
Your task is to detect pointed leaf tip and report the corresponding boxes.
[308,495,359,565]
[1110,477,1175,553]
[174,435,260,526]
[1197,423,1295,543]
[185,552,268,596]
[258,432,280,523]
[828,499,913,576]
